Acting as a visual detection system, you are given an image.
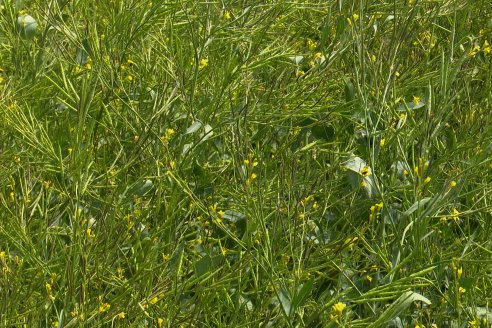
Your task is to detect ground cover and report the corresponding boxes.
[1,1,492,327]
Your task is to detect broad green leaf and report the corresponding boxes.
[397,101,426,112]
[279,284,292,316]
[291,278,314,312]
[168,243,185,275]
[344,79,355,102]
[194,255,213,277]
[16,14,37,39]
[185,121,202,134]
[368,291,431,328]
[344,155,377,198]
[403,198,432,217]
[200,124,213,141]
[289,55,304,64]
[135,179,153,196]
[311,124,335,142]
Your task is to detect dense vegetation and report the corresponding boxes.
[1,0,492,327]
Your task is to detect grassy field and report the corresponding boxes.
[1,0,492,327]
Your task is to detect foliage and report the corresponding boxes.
[1,0,492,327]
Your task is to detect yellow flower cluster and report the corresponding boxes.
[98,302,110,314]
[329,302,346,321]
[199,58,209,70]
[369,202,383,221]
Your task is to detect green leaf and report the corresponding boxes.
[194,255,213,277]
[135,179,153,196]
[16,14,37,39]
[289,55,304,64]
[279,284,292,316]
[344,79,355,102]
[168,243,185,275]
[200,124,213,141]
[311,124,335,142]
[368,291,431,328]
[397,101,426,112]
[403,198,432,217]
[185,121,202,134]
[344,155,377,198]
[291,278,314,311]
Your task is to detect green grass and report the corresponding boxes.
[1,0,492,327]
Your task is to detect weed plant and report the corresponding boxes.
[1,0,492,327]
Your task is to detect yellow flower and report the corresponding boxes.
[217,210,225,218]
[332,302,346,317]
[458,286,466,295]
[125,75,133,82]
[117,312,126,319]
[307,38,316,51]
[352,13,359,20]
[314,52,322,59]
[449,180,457,188]
[468,319,479,328]
[150,296,158,305]
[456,267,463,279]
[371,54,377,62]
[250,173,257,180]
[98,303,110,313]
[360,166,371,177]
[199,58,209,69]
[423,176,431,184]
[157,318,164,327]
[344,237,358,249]
[483,40,491,54]
[379,138,385,146]
[469,44,481,57]
[413,95,421,105]
[222,10,231,21]
[86,228,95,238]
